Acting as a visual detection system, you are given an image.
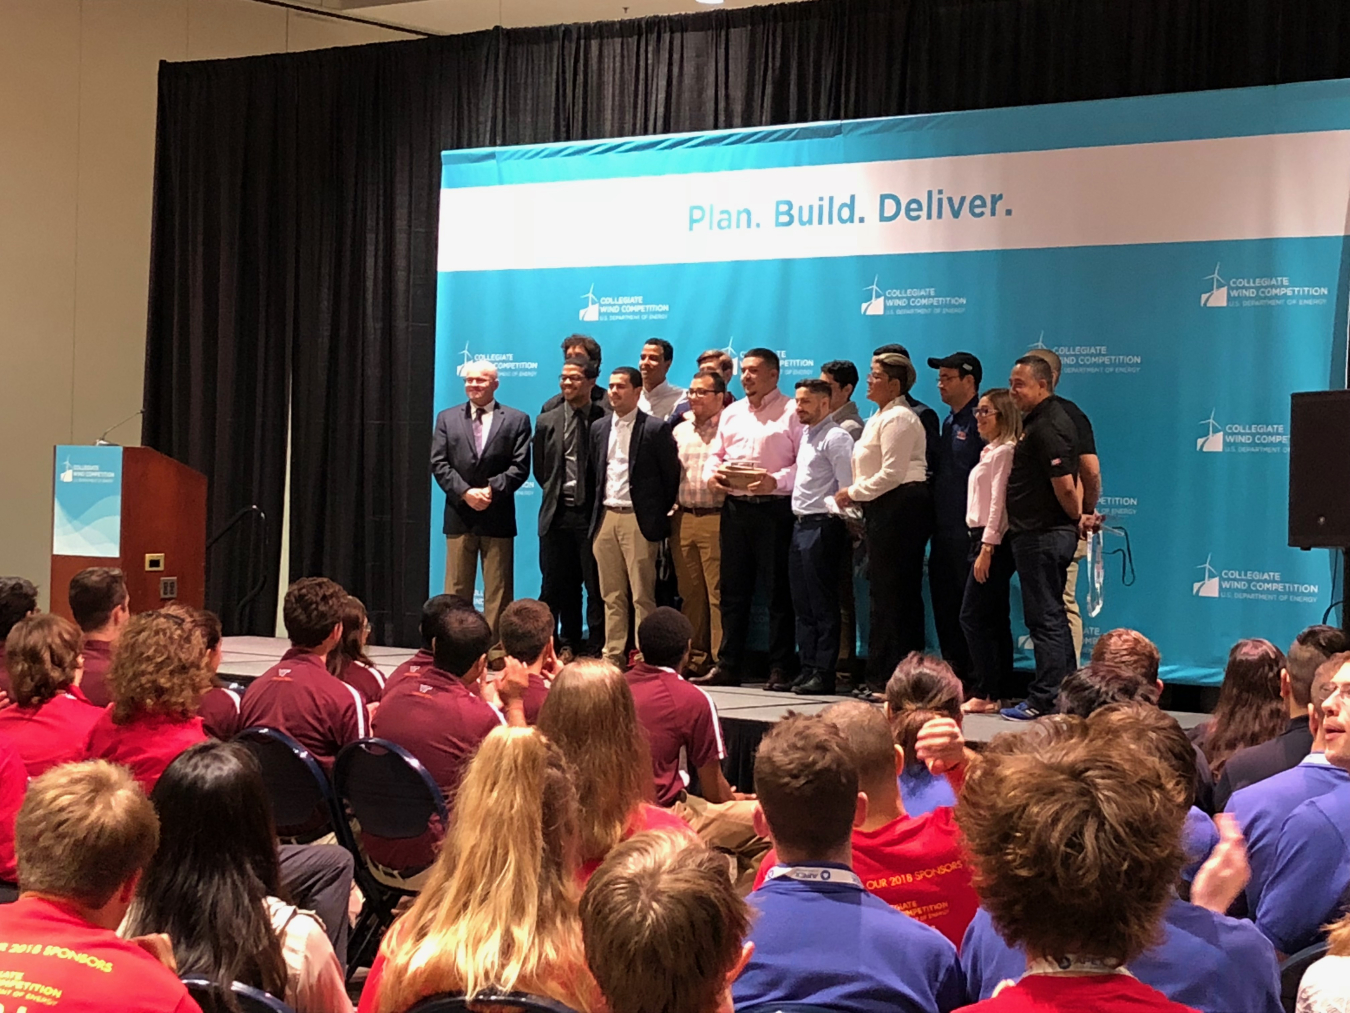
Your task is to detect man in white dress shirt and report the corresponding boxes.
[638,339,686,421]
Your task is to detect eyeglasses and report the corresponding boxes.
[974,407,997,417]
[688,389,718,397]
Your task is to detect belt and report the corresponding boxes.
[679,506,721,516]
[604,505,635,514]
[734,494,785,505]
[794,512,838,524]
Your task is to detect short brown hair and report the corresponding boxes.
[107,611,214,723]
[956,718,1186,964]
[582,832,748,1013]
[1288,626,1350,708]
[885,653,963,774]
[17,760,159,907]
[1091,628,1161,684]
[282,577,347,648]
[821,700,897,787]
[754,714,857,857]
[5,613,82,707]
[1056,661,1158,718]
[68,567,128,632]
[1087,703,1197,810]
[498,599,554,664]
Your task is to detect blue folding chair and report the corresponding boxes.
[334,737,449,977]
[404,992,579,1013]
[182,977,296,1013]
[1280,940,1330,1013]
[234,726,344,843]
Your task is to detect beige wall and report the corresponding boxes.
[0,0,409,607]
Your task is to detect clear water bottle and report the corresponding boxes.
[1085,529,1105,617]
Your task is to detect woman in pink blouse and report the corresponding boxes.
[959,388,1023,714]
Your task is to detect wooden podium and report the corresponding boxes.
[49,445,206,621]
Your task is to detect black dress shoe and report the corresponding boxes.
[792,672,836,695]
[690,666,741,687]
[764,668,794,692]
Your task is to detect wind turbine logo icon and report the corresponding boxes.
[1030,331,1048,350]
[1202,264,1228,308]
[722,337,740,377]
[454,341,474,377]
[1197,410,1224,452]
[861,276,885,316]
[1193,555,1220,598]
[579,284,600,322]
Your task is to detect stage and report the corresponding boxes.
[220,637,1207,790]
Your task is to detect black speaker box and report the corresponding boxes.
[1290,390,1350,549]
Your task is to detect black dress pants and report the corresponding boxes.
[863,482,932,688]
[539,504,603,655]
[928,527,973,681]
[718,496,796,674]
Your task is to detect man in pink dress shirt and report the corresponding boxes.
[693,348,804,690]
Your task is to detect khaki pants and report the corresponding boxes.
[445,534,513,635]
[592,508,659,666]
[671,795,770,895]
[671,510,722,673]
[1063,535,1087,665]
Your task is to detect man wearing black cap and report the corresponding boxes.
[926,352,984,686]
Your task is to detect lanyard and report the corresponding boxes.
[1023,956,1132,979]
[764,865,864,888]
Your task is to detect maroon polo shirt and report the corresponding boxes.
[386,648,434,689]
[0,643,9,694]
[371,665,503,804]
[0,688,104,778]
[624,661,725,806]
[238,648,367,772]
[522,672,549,725]
[198,684,243,740]
[79,638,115,708]
[337,659,387,705]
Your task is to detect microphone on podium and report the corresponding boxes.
[95,409,144,446]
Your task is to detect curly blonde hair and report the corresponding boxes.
[107,611,214,723]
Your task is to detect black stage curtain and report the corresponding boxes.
[143,0,1350,642]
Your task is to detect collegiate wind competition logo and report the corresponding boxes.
[860,276,966,317]
[1201,264,1227,308]
[1199,261,1327,309]
[1194,409,1287,453]
[1192,554,1318,602]
[454,341,539,378]
[1030,331,1141,376]
[579,284,669,322]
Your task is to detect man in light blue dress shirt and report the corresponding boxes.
[785,379,856,695]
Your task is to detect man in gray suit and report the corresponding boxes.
[430,359,531,635]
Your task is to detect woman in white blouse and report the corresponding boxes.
[1299,910,1350,1013]
[958,388,1023,714]
[835,352,931,696]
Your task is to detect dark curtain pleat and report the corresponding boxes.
[142,0,1350,642]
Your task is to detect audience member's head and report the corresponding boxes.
[753,714,861,863]
[374,727,586,1013]
[106,610,214,723]
[126,741,286,997]
[16,760,159,925]
[538,659,651,865]
[956,717,1186,966]
[5,613,82,708]
[499,598,556,667]
[326,594,373,680]
[1286,625,1349,712]
[582,833,751,1013]
[1088,703,1198,811]
[0,577,39,643]
[281,577,347,651]
[427,605,493,683]
[1199,637,1289,777]
[884,653,963,774]
[637,607,692,671]
[1310,652,1349,747]
[418,593,472,651]
[157,602,223,674]
[1090,628,1162,686]
[1318,653,1350,771]
[1056,661,1159,718]
[68,567,130,637]
[821,700,901,802]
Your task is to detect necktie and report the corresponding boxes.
[473,407,485,453]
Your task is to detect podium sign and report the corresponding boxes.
[52,446,123,557]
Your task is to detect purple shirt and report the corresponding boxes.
[703,387,804,495]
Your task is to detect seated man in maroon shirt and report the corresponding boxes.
[494,598,558,723]
[0,760,200,1012]
[0,576,39,694]
[239,577,367,772]
[68,566,132,708]
[385,593,473,688]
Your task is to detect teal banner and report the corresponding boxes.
[53,445,123,558]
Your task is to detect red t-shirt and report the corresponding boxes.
[238,648,367,772]
[0,737,27,882]
[83,709,208,795]
[0,895,200,1012]
[954,974,1199,1013]
[197,685,243,740]
[0,689,104,777]
[578,804,697,882]
[78,638,115,708]
[385,649,434,689]
[624,662,724,805]
[753,807,977,948]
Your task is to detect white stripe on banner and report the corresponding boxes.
[438,131,1350,272]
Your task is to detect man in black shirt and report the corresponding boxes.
[1002,355,1081,721]
[1026,348,1102,665]
[925,352,985,685]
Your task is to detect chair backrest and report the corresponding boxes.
[183,977,297,1013]
[1280,940,1330,1013]
[335,737,448,839]
[404,992,580,1013]
[738,1006,845,1013]
[233,726,337,840]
